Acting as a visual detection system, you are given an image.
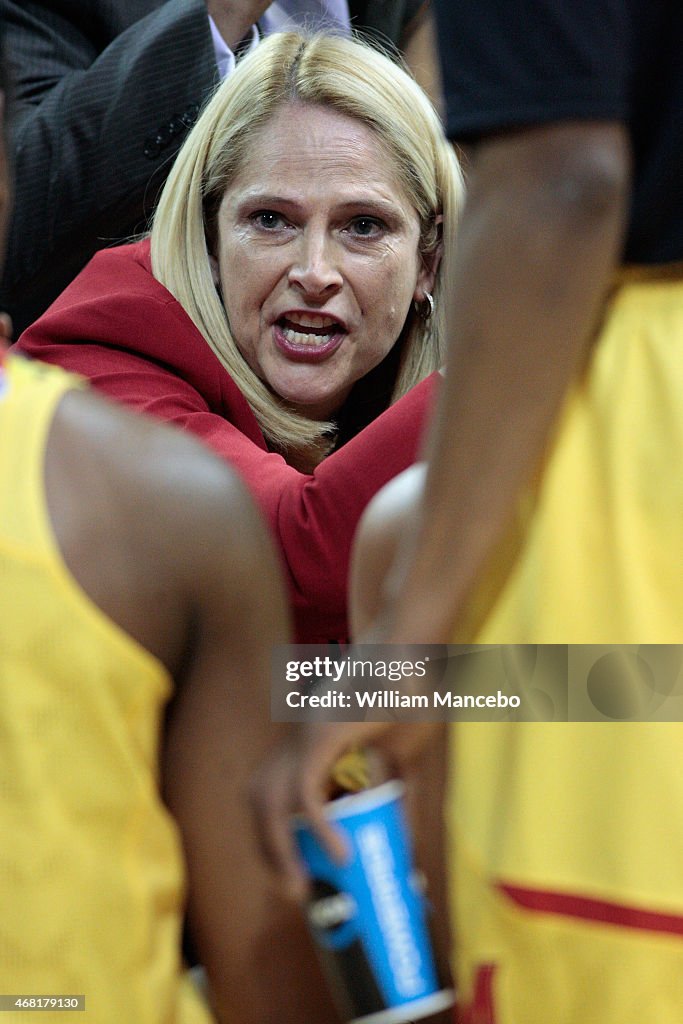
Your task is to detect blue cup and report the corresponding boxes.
[295,780,454,1024]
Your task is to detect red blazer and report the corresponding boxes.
[17,240,437,643]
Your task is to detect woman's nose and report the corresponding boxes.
[288,230,343,296]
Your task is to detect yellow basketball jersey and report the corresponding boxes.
[449,276,683,1023]
[0,355,212,1022]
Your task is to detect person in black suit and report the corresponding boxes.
[0,0,438,335]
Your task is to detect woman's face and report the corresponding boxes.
[211,103,437,420]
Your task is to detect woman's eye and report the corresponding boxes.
[252,210,286,230]
[348,217,384,238]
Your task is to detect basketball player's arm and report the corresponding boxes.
[161,472,340,1024]
[349,468,452,992]
[378,121,631,644]
[250,469,444,908]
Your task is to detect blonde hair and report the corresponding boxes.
[151,31,463,467]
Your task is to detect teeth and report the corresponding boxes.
[281,326,334,346]
[287,313,337,329]
[278,312,343,347]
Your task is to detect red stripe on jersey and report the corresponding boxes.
[456,964,498,1024]
[500,883,683,937]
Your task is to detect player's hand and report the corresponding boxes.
[205,0,273,49]
[249,720,437,901]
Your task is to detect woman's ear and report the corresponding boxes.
[414,213,443,301]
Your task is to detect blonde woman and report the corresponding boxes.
[18,31,463,643]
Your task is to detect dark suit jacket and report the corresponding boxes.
[0,0,425,334]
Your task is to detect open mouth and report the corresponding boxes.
[277,313,346,347]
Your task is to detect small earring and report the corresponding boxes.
[414,291,434,322]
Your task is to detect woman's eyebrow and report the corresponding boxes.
[333,197,406,220]
[235,192,297,208]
